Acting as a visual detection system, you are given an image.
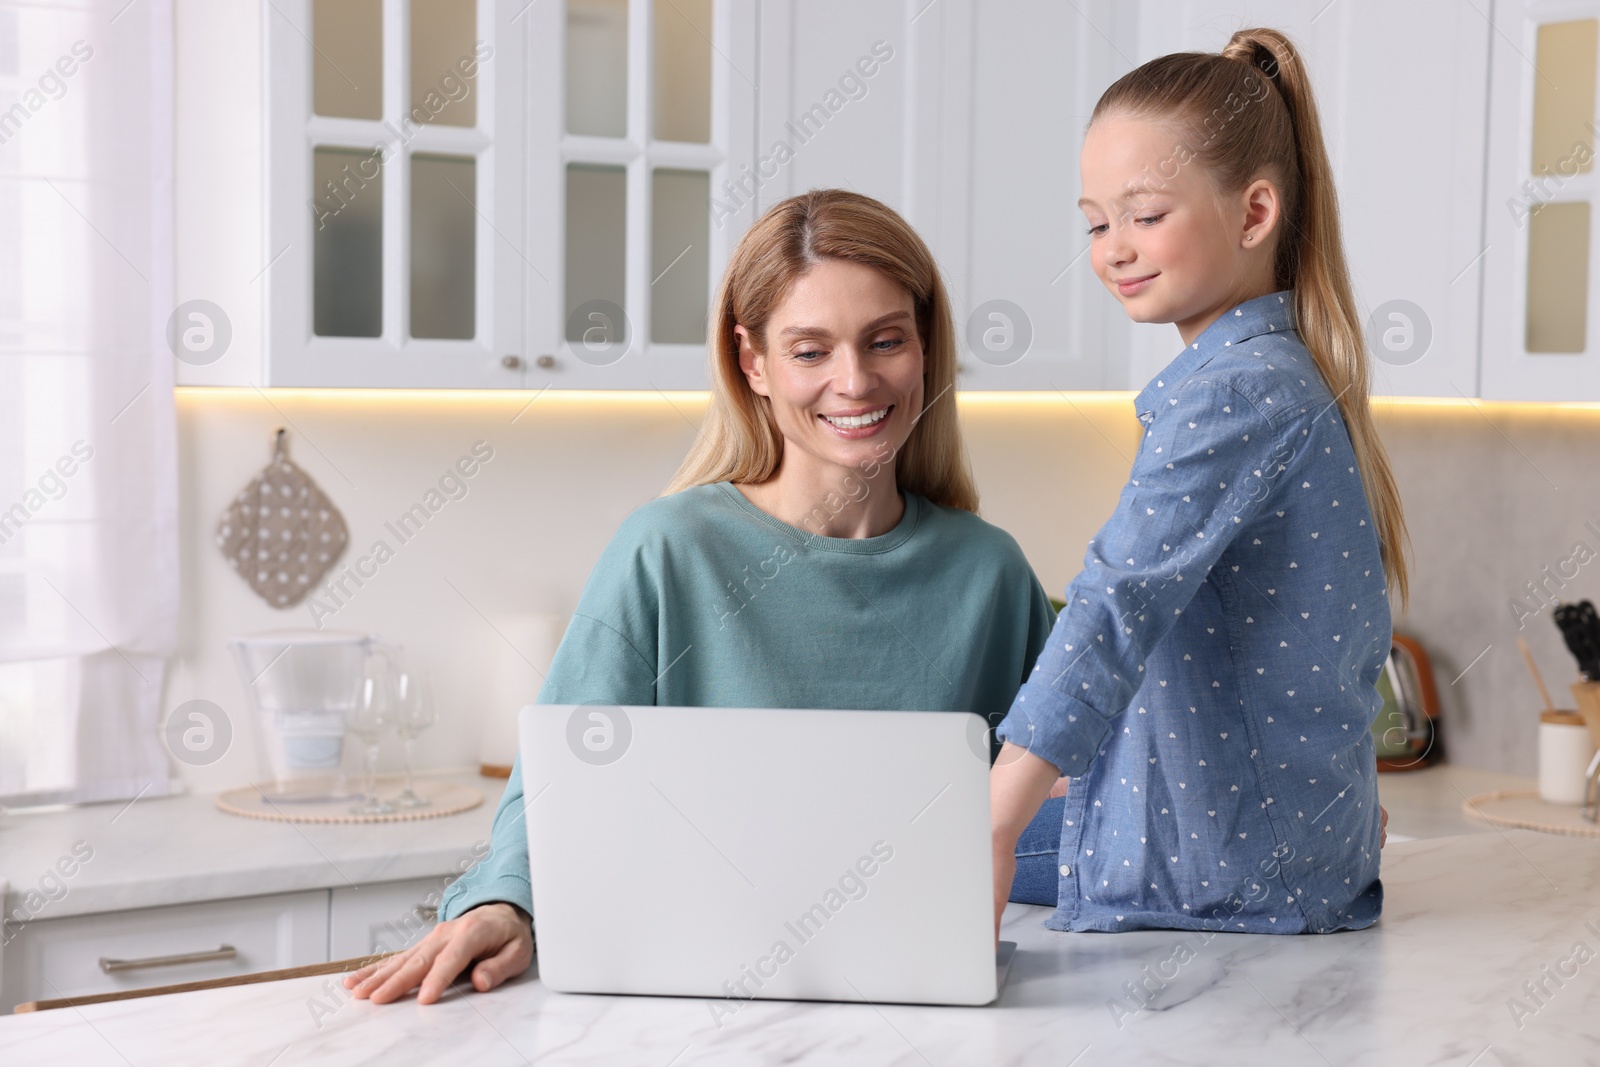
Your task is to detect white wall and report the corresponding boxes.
[166,389,1139,791]
[168,386,1600,788]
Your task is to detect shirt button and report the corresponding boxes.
[1059,865,1072,877]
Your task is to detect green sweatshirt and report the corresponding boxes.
[440,481,1055,921]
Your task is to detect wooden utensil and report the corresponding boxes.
[1518,636,1557,714]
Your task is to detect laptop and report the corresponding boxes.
[519,704,1017,1013]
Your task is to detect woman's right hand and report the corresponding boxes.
[343,901,534,1005]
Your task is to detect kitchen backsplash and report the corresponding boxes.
[166,389,1600,791]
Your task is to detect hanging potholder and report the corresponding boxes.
[216,429,349,608]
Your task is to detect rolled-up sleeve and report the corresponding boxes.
[995,379,1285,774]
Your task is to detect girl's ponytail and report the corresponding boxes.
[1092,28,1412,612]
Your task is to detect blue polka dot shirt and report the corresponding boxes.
[996,289,1390,934]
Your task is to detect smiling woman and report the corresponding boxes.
[341,189,1058,1007]
[667,188,975,531]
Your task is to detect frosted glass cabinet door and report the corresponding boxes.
[564,163,629,356]
[522,0,757,390]
[566,0,629,138]
[312,0,382,120]
[410,154,477,340]
[1483,3,1600,401]
[653,0,712,143]
[411,0,477,128]
[313,147,384,339]
[252,0,1515,393]
[650,169,710,344]
[259,0,524,388]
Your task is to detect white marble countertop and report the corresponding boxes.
[0,771,501,918]
[1,826,1597,1066]
[1375,762,1540,841]
[0,755,1536,921]
[0,759,1516,921]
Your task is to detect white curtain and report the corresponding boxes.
[0,0,177,805]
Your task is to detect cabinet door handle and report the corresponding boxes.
[415,904,438,921]
[99,944,237,973]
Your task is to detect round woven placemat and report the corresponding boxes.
[216,776,483,824]
[1461,789,1600,839]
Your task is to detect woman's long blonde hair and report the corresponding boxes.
[1091,27,1412,611]
[664,189,979,512]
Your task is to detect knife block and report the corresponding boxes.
[1573,681,1600,748]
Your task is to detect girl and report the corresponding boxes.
[347,189,1056,1005]
[991,27,1411,936]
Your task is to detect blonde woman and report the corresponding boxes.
[347,189,1056,1005]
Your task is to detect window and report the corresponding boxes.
[1,0,177,806]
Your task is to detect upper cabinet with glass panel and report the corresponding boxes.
[1483,5,1600,400]
[255,0,522,387]
[1523,20,1593,355]
[227,0,1590,398]
[312,0,383,120]
[236,0,753,388]
[520,0,754,390]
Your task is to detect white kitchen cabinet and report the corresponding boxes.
[0,876,473,1011]
[328,876,444,959]
[758,0,1494,396]
[258,0,528,389]
[753,0,920,222]
[201,0,1536,396]
[517,0,758,391]
[1114,0,1492,399]
[1305,0,1491,400]
[241,0,756,391]
[0,776,498,1012]
[0,890,329,1013]
[1481,2,1600,402]
[961,0,1135,391]
[753,0,1131,391]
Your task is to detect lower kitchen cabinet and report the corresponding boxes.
[328,877,446,960]
[1,877,453,1012]
[1,890,329,1012]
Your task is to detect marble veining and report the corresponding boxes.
[1,828,1596,1065]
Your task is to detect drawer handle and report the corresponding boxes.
[99,944,237,974]
[415,904,438,921]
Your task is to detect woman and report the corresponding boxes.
[347,189,1056,1005]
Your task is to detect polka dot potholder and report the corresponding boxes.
[216,429,349,608]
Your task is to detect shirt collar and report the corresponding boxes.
[1133,289,1297,421]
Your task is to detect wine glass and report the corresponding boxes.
[392,668,436,809]
[347,673,394,815]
